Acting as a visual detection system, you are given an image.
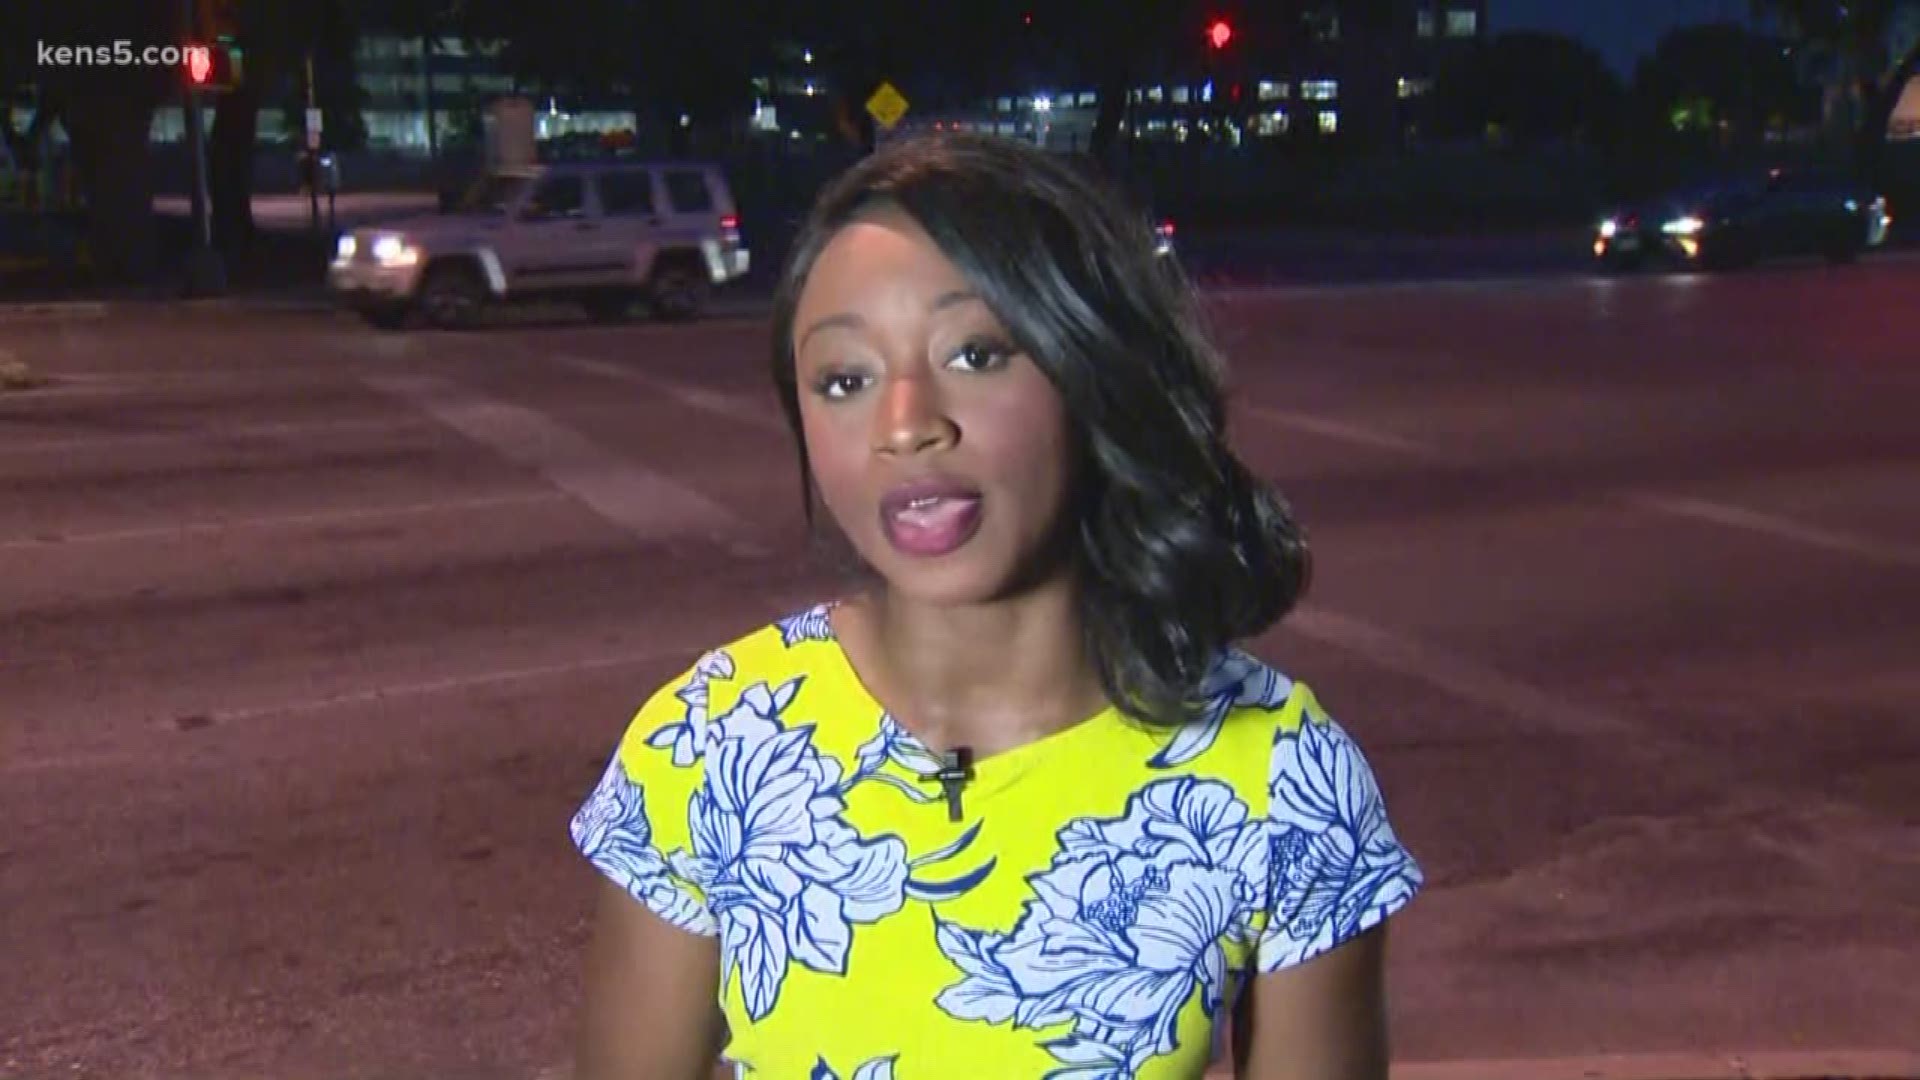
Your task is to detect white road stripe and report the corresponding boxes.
[1239,401,1920,571]
[1620,491,1920,569]
[1286,605,1634,736]
[362,372,764,557]
[552,353,788,433]
[202,647,690,726]
[1241,403,1449,460]
[4,646,699,773]
[0,491,568,550]
[0,416,431,457]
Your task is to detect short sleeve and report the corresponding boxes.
[569,652,726,937]
[1256,683,1423,972]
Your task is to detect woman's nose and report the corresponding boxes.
[875,375,957,457]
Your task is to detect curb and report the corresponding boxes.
[1392,1050,1920,1080]
[535,1051,1920,1080]
[3,248,1914,323]
[0,300,111,322]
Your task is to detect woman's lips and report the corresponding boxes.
[879,478,983,558]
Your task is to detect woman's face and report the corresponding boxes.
[790,204,1076,606]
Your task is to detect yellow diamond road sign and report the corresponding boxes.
[866,81,909,130]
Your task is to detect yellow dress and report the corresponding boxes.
[571,602,1423,1079]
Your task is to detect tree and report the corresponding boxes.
[208,0,366,253]
[10,1,178,283]
[1632,22,1816,147]
[1753,0,1920,180]
[1430,31,1627,147]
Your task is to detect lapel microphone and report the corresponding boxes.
[920,746,975,822]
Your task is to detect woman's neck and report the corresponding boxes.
[834,577,1111,757]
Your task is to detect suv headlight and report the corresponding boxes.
[333,234,356,262]
[1662,215,1705,236]
[371,234,420,267]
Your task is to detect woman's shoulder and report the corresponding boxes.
[1142,647,1395,802]
[610,600,848,761]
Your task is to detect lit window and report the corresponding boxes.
[1319,109,1338,134]
[1446,9,1478,36]
[1397,77,1434,98]
[1077,91,1096,106]
[1256,109,1290,137]
[1417,10,1436,36]
[1201,80,1214,103]
[1172,86,1190,104]
[1257,79,1289,101]
[1301,79,1338,101]
[1147,86,1164,102]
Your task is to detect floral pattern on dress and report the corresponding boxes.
[809,1054,899,1080]
[570,756,714,935]
[932,777,1268,1078]
[1257,710,1423,971]
[590,660,998,1024]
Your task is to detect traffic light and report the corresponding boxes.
[183,38,242,92]
[1207,18,1234,49]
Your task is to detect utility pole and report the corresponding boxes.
[181,0,226,295]
[306,53,321,234]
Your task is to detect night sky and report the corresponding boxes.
[1490,0,1766,75]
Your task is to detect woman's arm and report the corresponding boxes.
[573,877,726,1080]
[1234,923,1391,1080]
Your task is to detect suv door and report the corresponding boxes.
[498,172,607,291]
[590,167,664,285]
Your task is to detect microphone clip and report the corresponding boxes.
[920,746,975,823]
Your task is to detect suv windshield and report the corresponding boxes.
[455,174,532,214]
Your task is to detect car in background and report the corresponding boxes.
[1592,167,1891,272]
[327,158,749,329]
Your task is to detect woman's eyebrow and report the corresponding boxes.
[800,291,983,351]
[799,312,864,352]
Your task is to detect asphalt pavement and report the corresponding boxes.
[2,257,1917,1079]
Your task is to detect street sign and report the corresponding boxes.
[866,81,909,130]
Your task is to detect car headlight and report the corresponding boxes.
[370,234,420,267]
[1598,219,1618,238]
[1662,215,1705,236]
[333,235,356,262]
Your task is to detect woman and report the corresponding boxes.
[569,132,1423,1079]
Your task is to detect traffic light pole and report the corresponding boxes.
[306,53,320,234]
[180,0,225,295]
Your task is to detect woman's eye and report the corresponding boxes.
[814,372,870,399]
[946,341,1011,373]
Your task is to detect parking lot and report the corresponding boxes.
[3,258,1918,1078]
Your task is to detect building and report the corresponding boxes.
[875,1,1489,151]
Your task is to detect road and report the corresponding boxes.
[3,258,1918,1079]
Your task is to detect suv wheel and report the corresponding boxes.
[648,258,710,321]
[418,261,487,329]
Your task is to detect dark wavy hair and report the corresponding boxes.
[769,132,1310,728]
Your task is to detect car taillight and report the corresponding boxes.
[1156,219,1175,237]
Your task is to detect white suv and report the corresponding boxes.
[327,159,750,328]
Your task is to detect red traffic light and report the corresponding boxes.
[185,44,213,83]
[1207,19,1233,49]
[180,40,241,91]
